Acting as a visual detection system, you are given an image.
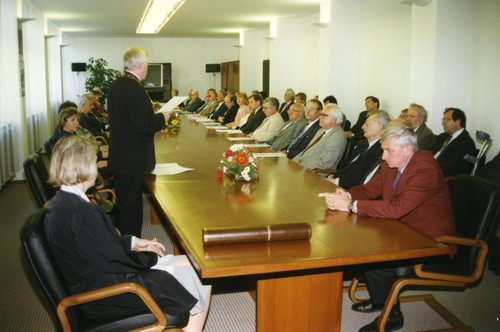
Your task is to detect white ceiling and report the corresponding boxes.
[29,0,321,38]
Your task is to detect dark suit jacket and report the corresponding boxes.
[45,190,196,319]
[80,112,105,137]
[221,104,239,125]
[335,139,383,189]
[240,107,266,134]
[107,74,165,175]
[349,110,368,141]
[185,98,203,113]
[278,101,292,121]
[349,150,456,238]
[415,123,435,150]
[286,120,321,159]
[209,103,227,120]
[431,129,476,177]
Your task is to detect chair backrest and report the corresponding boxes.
[342,120,351,131]
[23,153,57,208]
[20,208,80,329]
[341,136,355,163]
[44,136,57,158]
[447,175,499,272]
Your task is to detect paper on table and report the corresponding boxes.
[227,137,255,141]
[253,152,286,158]
[225,129,243,134]
[215,129,229,133]
[196,118,213,122]
[158,96,188,113]
[152,163,194,175]
[244,143,270,148]
[208,126,228,130]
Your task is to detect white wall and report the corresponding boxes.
[239,29,268,93]
[61,37,238,103]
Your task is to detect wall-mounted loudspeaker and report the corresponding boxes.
[206,64,221,73]
[72,63,86,72]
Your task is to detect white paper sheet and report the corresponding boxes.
[225,129,243,134]
[244,143,270,148]
[253,152,286,158]
[196,118,213,123]
[159,96,188,113]
[152,163,194,175]
[227,137,255,141]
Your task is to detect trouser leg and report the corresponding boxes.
[113,173,143,237]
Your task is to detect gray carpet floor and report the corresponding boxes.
[1,181,499,331]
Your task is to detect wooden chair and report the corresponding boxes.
[348,175,499,331]
[20,208,189,331]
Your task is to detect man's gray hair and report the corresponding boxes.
[264,97,280,110]
[409,103,428,122]
[285,88,295,99]
[324,103,344,125]
[371,110,391,129]
[123,47,150,70]
[381,123,419,151]
[79,94,93,108]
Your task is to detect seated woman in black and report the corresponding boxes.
[44,136,211,331]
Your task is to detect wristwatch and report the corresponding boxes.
[347,200,354,213]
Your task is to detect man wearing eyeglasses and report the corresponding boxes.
[269,103,308,151]
[286,100,323,159]
[250,97,284,142]
[431,108,476,177]
[292,103,347,172]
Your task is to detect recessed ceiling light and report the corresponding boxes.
[136,0,187,34]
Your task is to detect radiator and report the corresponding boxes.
[0,122,15,188]
[26,112,44,154]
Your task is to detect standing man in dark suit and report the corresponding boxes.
[432,107,476,177]
[407,103,435,150]
[240,94,265,134]
[278,88,295,121]
[346,96,379,142]
[107,46,168,237]
[286,99,322,159]
[331,110,390,189]
[319,123,456,332]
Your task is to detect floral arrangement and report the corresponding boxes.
[217,144,260,181]
[167,112,180,127]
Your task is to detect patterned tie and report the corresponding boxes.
[440,134,452,151]
[392,171,402,190]
[301,131,326,154]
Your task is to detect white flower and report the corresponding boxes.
[230,144,244,152]
[223,166,227,172]
[228,156,233,162]
[249,157,254,163]
[243,174,251,181]
[244,166,250,173]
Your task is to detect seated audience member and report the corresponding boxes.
[199,89,218,116]
[346,96,379,142]
[45,136,211,331]
[79,94,107,137]
[331,110,390,189]
[431,107,476,177]
[185,90,204,113]
[240,94,266,134]
[54,107,80,140]
[286,99,322,159]
[183,90,194,110]
[319,123,456,332]
[295,92,307,105]
[92,87,107,116]
[170,88,184,109]
[53,101,78,137]
[292,103,347,172]
[278,88,295,121]
[259,90,268,99]
[407,103,435,150]
[269,103,308,151]
[399,108,408,120]
[226,92,251,128]
[477,149,500,187]
[195,91,210,113]
[208,90,228,120]
[250,97,284,142]
[323,95,338,105]
[218,94,239,124]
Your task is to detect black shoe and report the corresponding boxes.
[359,314,404,332]
[352,300,384,313]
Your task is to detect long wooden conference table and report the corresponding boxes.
[143,115,449,331]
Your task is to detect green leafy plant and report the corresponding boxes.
[85,57,116,107]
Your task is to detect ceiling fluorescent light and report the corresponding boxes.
[137,0,187,34]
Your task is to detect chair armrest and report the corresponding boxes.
[97,188,116,203]
[94,135,109,145]
[414,235,488,284]
[312,169,337,174]
[57,282,166,332]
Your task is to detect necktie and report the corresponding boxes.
[440,134,452,151]
[392,171,402,190]
[301,131,325,154]
[287,125,308,152]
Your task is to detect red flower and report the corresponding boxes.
[246,147,253,153]
[234,152,249,166]
[224,150,233,157]
[216,168,224,178]
[256,164,260,172]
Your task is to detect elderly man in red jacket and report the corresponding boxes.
[319,122,456,332]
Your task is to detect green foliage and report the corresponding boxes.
[84,57,116,107]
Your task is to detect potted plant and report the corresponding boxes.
[85,57,116,107]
